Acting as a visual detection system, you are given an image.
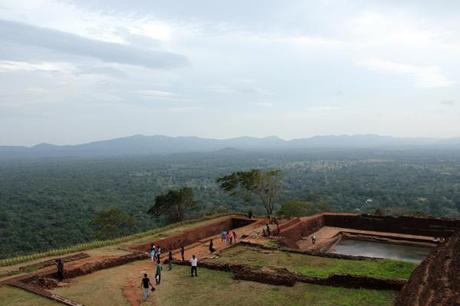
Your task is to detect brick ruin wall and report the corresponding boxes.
[395,232,460,306]
[278,214,326,248]
[279,213,460,249]
[131,217,255,252]
[323,214,460,238]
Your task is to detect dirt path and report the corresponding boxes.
[121,219,268,306]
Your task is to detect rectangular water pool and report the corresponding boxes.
[329,238,432,263]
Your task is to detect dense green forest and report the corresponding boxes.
[1,148,460,259]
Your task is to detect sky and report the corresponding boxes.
[0,0,459,146]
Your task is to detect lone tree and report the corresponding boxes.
[148,187,197,223]
[217,169,281,216]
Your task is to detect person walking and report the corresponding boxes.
[150,244,156,262]
[312,234,317,245]
[141,273,154,301]
[190,255,198,277]
[168,250,173,270]
[155,262,163,284]
[266,224,271,236]
[55,259,64,281]
[209,239,215,253]
[156,246,161,263]
[221,230,226,242]
[232,231,237,242]
[180,245,185,261]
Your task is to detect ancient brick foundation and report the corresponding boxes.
[20,252,148,285]
[130,216,256,252]
[278,213,460,249]
[395,233,460,306]
[323,214,460,238]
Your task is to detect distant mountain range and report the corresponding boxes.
[1,134,460,158]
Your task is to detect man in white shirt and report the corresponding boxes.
[190,254,198,277]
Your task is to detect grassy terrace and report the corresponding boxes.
[208,245,417,280]
[0,286,59,306]
[49,263,397,306]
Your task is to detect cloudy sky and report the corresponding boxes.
[1,0,459,145]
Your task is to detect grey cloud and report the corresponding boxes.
[0,19,188,69]
[76,66,127,78]
[440,100,455,106]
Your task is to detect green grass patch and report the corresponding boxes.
[50,260,396,306]
[156,266,397,306]
[264,239,279,248]
[0,285,60,306]
[211,245,417,280]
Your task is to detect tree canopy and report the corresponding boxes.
[217,169,282,216]
[148,187,197,222]
[90,208,136,240]
[277,199,330,217]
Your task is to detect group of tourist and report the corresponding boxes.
[142,242,200,302]
[149,244,162,263]
[221,230,238,244]
[262,218,281,237]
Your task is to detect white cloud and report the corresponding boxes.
[128,21,172,41]
[349,11,442,46]
[138,90,176,98]
[306,106,342,112]
[1,1,460,144]
[168,106,204,112]
[356,58,452,88]
[0,60,74,72]
[256,102,273,107]
[440,100,455,106]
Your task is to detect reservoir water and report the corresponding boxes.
[329,238,432,263]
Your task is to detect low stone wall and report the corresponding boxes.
[130,216,255,252]
[298,274,404,290]
[7,281,83,306]
[18,253,90,272]
[21,252,148,285]
[395,233,460,306]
